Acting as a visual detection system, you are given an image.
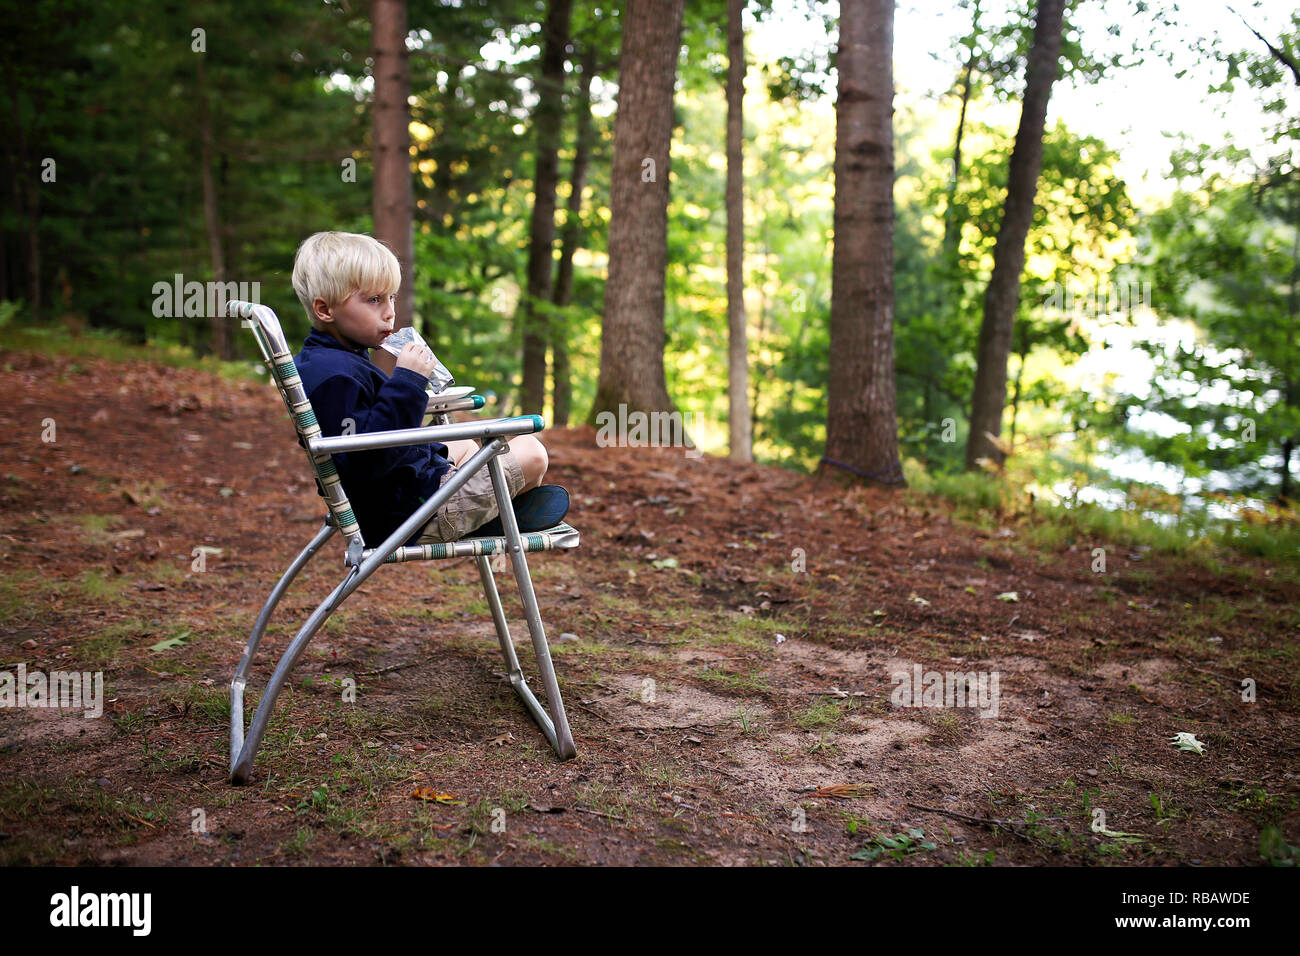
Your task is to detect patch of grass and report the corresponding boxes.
[576,781,630,820]
[549,635,619,659]
[796,697,852,729]
[515,832,580,862]
[692,612,792,653]
[1147,789,1188,827]
[0,319,266,384]
[0,569,70,626]
[922,710,965,743]
[1105,710,1136,726]
[321,610,353,636]
[807,729,838,754]
[79,617,159,665]
[109,707,154,738]
[1227,786,1297,828]
[951,639,993,660]
[183,684,229,724]
[0,779,63,821]
[282,827,316,858]
[72,569,133,606]
[642,761,682,793]
[952,848,997,866]
[696,663,770,695]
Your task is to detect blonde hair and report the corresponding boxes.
[291,232,402,324]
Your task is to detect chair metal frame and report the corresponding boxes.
[224,300,578,784]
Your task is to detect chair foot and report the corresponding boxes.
[476,554,578,761]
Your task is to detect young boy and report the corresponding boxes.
[289,231,561,547]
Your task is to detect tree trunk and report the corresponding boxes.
[1279,437,1294,507]
[552,44,599,428]
[6,88,40,322]
[822,0,905,487]
[196,54,230,360]
[588,0,685,423]
[726,0,752,462]
[371,0,416,331]
[520,0,573,416]
[964,0,1065,471]
[751,237,768,450]
[943,23,978,267]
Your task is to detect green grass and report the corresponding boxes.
[904,464,1300,567]
[0,318,266,384]
[696,663,770,695]
[794,697,852,729]
[72,569,133,607]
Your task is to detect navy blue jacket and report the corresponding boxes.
[292,328,452,547]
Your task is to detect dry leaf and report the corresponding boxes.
[410,787,466,805]
[812,783,877,799]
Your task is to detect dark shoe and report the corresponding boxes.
[470,485,570,537]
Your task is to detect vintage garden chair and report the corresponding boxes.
[224,300,579,784]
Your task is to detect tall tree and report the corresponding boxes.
[821,0,904,486]
[195,50,230,359]
[371,0,416,330]
[551,42,601,427]
[726,0,752,462]
[519,0,573,416]
[588,0,686,423]
[964,0,1066,471]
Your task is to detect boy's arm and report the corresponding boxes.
[311,367,427,437]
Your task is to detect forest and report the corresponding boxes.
[3,0,1296,539]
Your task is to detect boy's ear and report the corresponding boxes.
[311,296,333,325]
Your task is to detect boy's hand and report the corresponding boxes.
[394,342,436,380]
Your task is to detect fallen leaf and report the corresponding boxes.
[488,732,514,747]
[149,630,191,652]
[996,591,1019,602]
[812,783,877,799]
[411,787,466,805]
[1170,732,1205,755]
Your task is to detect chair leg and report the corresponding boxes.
[230,519,335,775]
[229,567,360,784]
[476,455,578,760]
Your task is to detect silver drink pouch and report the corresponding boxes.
[379,326,455,394]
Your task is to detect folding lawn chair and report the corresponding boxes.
[224,300,579,784]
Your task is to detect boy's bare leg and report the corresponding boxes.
[443,439,479,469]
[443,437,546,491]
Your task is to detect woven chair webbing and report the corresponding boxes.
[260,333,364,545]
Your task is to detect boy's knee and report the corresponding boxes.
[511,436,547,490]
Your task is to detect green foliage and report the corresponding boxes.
[1113,13,1300,506]
[850,826,937,862]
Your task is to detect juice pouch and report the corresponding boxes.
[379,326,455,394]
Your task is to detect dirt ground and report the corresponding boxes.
[1,348,1297,866]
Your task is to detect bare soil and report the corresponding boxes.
[1,348,1297,866]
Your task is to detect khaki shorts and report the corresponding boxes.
[413,447,526,544]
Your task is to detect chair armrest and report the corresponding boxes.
[308,415,545,456]
[426,394,486,414]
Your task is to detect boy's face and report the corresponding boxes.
[314,290,396,352]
